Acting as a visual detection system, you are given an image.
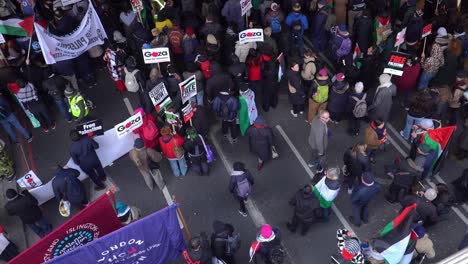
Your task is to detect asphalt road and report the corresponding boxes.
[2,64,468,264]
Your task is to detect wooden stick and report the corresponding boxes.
[26,36,33,65]
[157,62,161,73]
[422,37,427,53]
[436,0,440,12]
[189,118,193,126]
[172,195,192,240]
[137,10,145,29]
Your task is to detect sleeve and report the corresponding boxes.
[229,176,236,193]
[91,138,99,149]
[70,150,80,165]
[25,190,39,205]
[336,229,347,251]
[353,252,365,264]
[52,180,62,202]
[246,171,255,186]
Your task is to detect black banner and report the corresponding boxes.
[76,119,104,136]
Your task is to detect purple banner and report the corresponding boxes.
[45,205,186,264]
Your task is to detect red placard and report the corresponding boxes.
[421,24,432,39]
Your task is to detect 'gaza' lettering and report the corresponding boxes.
[144,51,168,57]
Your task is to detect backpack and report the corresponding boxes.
[270,15,281,33]
[268,245,286,264]
[124,68,140,92]
[169,30,184,55]
[217,98,231,120]
[216,234,242,256]
[336,36,352,58]
[352,94,367,118]
[312,80,329,103]
[142,119,158,140]
[236,176,251,199]
[200,60,212,79]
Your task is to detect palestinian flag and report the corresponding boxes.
[327,0,334,8]
[370,203,417,264]
[353,43,363,69]
[398,230,418,264]
[0,16,34,37]
[313,176,340,209]
[249,241,261,262]
[419,126,456,171]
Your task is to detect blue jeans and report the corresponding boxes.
[27,216,52,238]
[0,114,31,143]
[55,98,72,121]
[190,91,204,106]
[402,114,424,139]
[417,71,436,90]
[169,158,187,177]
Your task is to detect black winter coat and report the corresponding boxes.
[346,92,369,116]
[247,125,274,162]
[343,148,371,179]
[290,190,320,223]
[192,106,210,136]
[206,64,232,100]
[70,136,100,167]
[327,81,349,113]
[42,75,68,101]
[166,76,182,111]
[228,62,247,93]
[52,167,87,204]
[353,15,373,53]
[401,195,441,226]
[351,182,382,205]
[5,190,43,224]
[405,16,424,43]
[287,69,305,105]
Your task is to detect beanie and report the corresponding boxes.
[420,119,434,129]
[424,188,437,201]
[344,238,361,255]
[336,73,345,82]
[437,27,448,38]
[254,116,266,126]
[354,82,364,93]
[413,225,426,238]
[318,68,328,78]
[260,224,273,239]
[233,162,245,171]
[134,138,144,149]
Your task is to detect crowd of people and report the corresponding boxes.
[0,0,467,263]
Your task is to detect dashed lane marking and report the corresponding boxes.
[386,122,411,150]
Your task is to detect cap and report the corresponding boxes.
[116,202,130,217]
[437,27,448,38]
[338,24,347,32]
[260,224,273,239]
[336,73,345,81]
[424,188,437,201]
[420,119,434,129]
[134,138,144,149]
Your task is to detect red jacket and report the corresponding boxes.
[133,114,159,149]
[159,134,184,159]
[394,63,421,92]
[246,55,270,81]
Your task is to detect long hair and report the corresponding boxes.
[351,143,367,157]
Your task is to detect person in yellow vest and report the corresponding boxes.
[64,87,88,122]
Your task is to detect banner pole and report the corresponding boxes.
[26,36,33,65]
[422,37,427,53]
[189,118,193,126]
[172,195,192,240]
[138,11,145,29]
[157,62,161,73]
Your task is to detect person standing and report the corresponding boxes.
[347,82,367,137]
[287,59,306,117]
[159,126,188,177]
[308,110,330,169]
[300,50,317,95]
[349,172,381,227]
[364,119,387,163]
[330,24,352,62]
[212,86,240,143]
[343,143,371,194]
[5,189,52,238]
[246,116,275,170]
[42,68,73,122]
[64,87,89,123]
[69,129,107,191]
[129,138,164,190]
[229,162,254,217]
[0,93,32,144]
[249,224,282,264]
[52,166,88,209]
[15,78,55,132]
[307,68,330,123]
[335,229,365,263]
[399,89,434,140]
[309,0,329,53]
[348,0,366,36]
[327,73,350,124]
[418,32,445,89]
[368,74,395,122]
[184,127,210,176]
[313,167,342,222]
[211,220,237,264]
[285,1,308,57]
[286,185,320,235]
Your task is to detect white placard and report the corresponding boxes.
[114,112,143,138]
[142,47,171,64]
[179,75,197,104]
[17,170,42,188]
[0,33,5,44]
[395,27,406,47]
[240,0,252,16]
[238,28,264,44]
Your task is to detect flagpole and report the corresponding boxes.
[26,17,34,65]
[172,195,192,240]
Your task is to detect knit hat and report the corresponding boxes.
[113,30,126,44]
[344,238,361,255]
[379,74,391,85]
[354,82,364,93]
[116,202,130,217]
[424,188,437,201]
[420,119,434,129]
[254,116,266,126]
[185,27,194,37]
[361,171,375,186]
[336,73,345,82]
[270,2,279,11]
[233,162,245,171]
[134,138,144,149]
[6,189,18,200]
[437,27,448,38]
[338,24,347,32]
[260,224,273,239]
[206,34,218,45]
[317,68,328,80]
[413,225,426,238]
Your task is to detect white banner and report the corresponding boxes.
[114,112,143,138]
[34,3,107,64]
[179,75,197,104]
[61,0,81,6]
[142,47,171,64]
[240,0,252,16]
[17,170,42,188]
[239,28,264,44]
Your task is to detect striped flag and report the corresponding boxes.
[313,176,340,208]
[419,126,456,170]
[0,16,34,37]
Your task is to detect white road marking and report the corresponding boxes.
[123,97,134,115]
[386,122,411,150]
[275,125,356,235]
[386,135,408,157]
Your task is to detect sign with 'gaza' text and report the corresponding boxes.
[17,170,42,188]
[114,112,143,138]
[142,47,171,64]
[238,28,264,44]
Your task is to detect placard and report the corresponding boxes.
[76,119,104,136]
[240,0,252,16]
[395,27,406,47]
[17,170,42,188]
[114,112,143,138]
[383,51,410,76]
[182,103,194,123]
[149,82,172,112]
[421,24,432,39]
[131,0,143,12]
[165,111,181,126]
[238,28,264,44]
[142,47,170,64]
[179,75,197,104]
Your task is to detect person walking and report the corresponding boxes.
[349,172,382,227]
[343,143,371,194]
[286,185,320,235]
[64,87,89,123]
[327,73,350,124]
[211,220,238,264]
[212,86,240,143]
[399,89,434,140]
[309,0,329,53]
[334,229,365,264]
[69,129,107,191]
[0,93,32,144]
[364,119,387,163]
[159,126,188,177]
[229,162,254,217]
[308,110,330,169]
[5,189,52,238]
[368,74,395,122]
[249,224,282,264]
[346,82,368,137]
[287,59,306,117]
[313,167,342,222]
[184,127,210,176]
[42,68,73,122]
[246,116,275,170]
[307,68,330,123]
[52,165,88,209]
[285,1,308,57]
[129,138,164,190]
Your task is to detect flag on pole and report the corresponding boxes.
[419,126,456,169]
[326,0,334,7]
[277,52,284,82]
[353,43,363,68]
[370,203,417,264]
[0,16,34,37]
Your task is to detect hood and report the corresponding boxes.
[379,74,392,86]
[333,81,349,93]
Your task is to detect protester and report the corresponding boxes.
[183,127,210,176]
[346,82,368,137]
[159,126,187,177]
[185,234,212,264]
[308,110,330,169]
[212,83,240,143]
[129,138,164,190]
[116,201,141,225]
[132,109,159,149]
[327,73,350,124]
[309,0,329,53]
[249,224,282,264]
[343,143,371,194]
[335,229,365,264]
[0,93,32,144]
[418,30,446,89]
[349,172,382,227]
[64,87,89,123]
[41,68,73,122]
[401,188,442,227]
[364,119,387,163]
[287,59,306,117]
[286,185,320,235]
[229,162,254,217]
[52,165,88,209]
[307,68,330,123]
[211,220,238,264]
[246,116,275,170]
[399,89,434,140]
[285,1,308,57]
[313,167,342,222]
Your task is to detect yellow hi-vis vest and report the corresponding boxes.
[69,95,89,118]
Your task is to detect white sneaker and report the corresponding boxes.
[307,163,315,168]
[290,110,298,117]
[238,210,248,217]
[348,188,353,194]
[299,111,304,114]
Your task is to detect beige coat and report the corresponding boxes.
[413,235,436,259]
[129,148,162,172]
[301,56,317,81]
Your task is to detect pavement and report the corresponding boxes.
[1,58,467,264]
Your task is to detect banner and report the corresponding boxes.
[34,3,108,64]
[44,205,185,264]
[240,0,252,16]
[17,170,42,188]
[421,24,432,39]
[179,75,197,104]
[395,27,406,47]
[149,82,172,112]
[61,0,82,6]
[9,194,122,264]
[238,28,264,44]
[165,111,181,126]
[142,47,170,64]
[383,51,410,76]
[76,119,104,136]
[114,112,143,138]
[181,103,194,123]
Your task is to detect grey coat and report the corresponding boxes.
[308,115,328,155]
[368,84,394,122]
